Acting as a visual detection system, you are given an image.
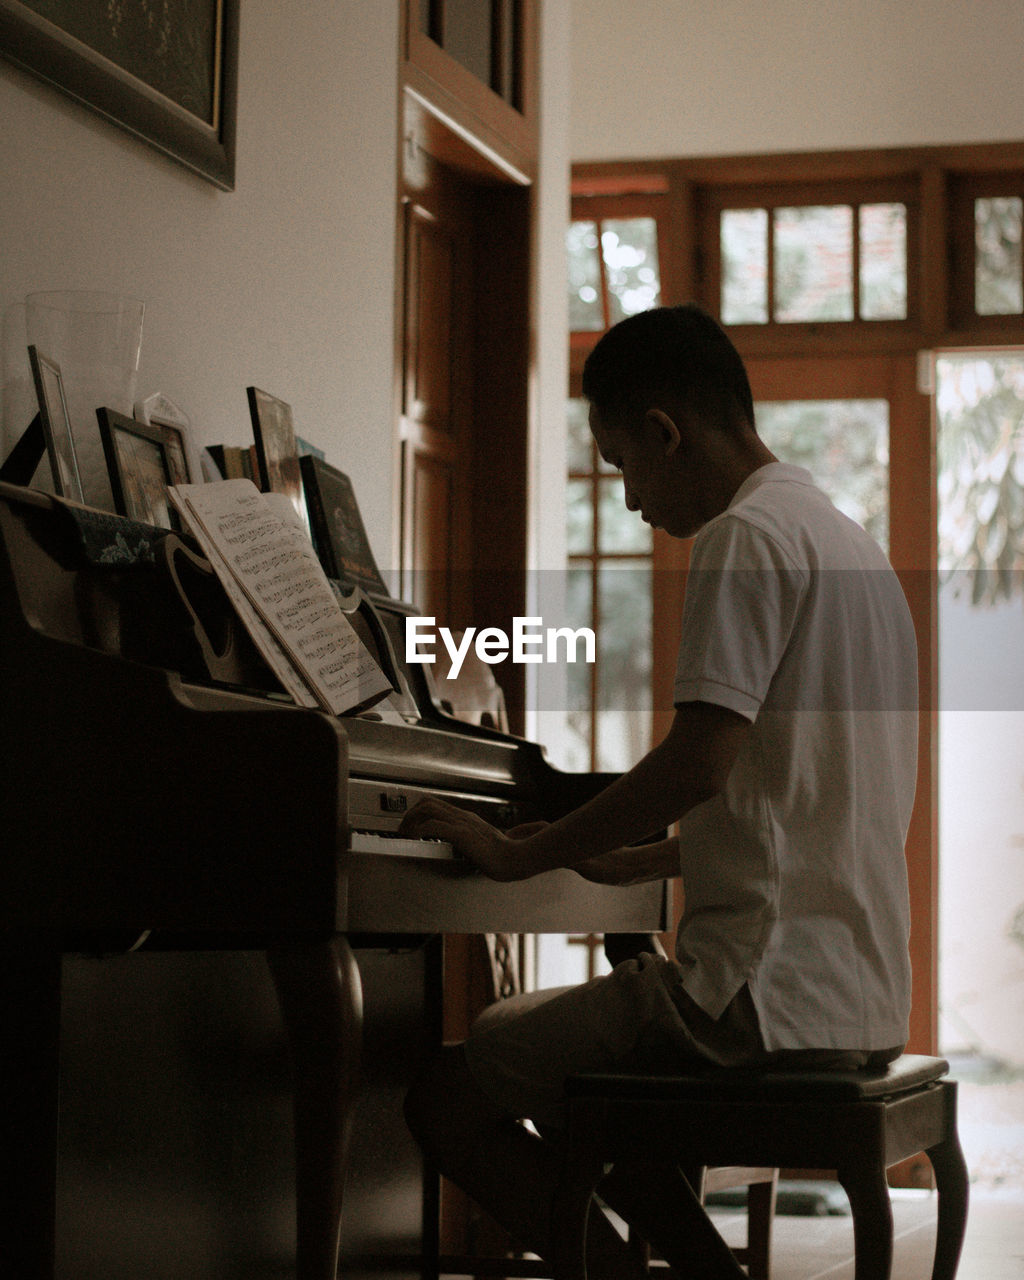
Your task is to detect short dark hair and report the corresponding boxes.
[581,304,755,431]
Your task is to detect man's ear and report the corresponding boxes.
[644,408,681,456]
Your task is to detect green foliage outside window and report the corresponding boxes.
[755,399,889,551]
[937,355,1024,606]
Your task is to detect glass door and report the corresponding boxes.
[935,350,1024,1195]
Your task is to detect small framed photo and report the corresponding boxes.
[300,455,388,596]
[153,417,195,486]
[246,386,311,535]
[96,407,176,530]
[135,392,200,485]
[27,345,84,502]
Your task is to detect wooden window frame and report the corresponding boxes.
[948,168,1024,333]
[418,0,523,110]
[572,141,1024,352]
[567,414,657,773]
[697,174,921,350]
[569,190,692,376]
[402,0,537,184]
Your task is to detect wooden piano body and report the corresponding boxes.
[0,481,669,1280]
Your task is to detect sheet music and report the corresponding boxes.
[168,480,392,715]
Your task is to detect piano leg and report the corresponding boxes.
[269,938,364,1280]
[0,937,62,1280]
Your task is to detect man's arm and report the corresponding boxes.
[398,700,750,881]
[572,836,682,886]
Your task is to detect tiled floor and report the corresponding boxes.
[724,1060,1024,1279]
[708,1187,1024,1279]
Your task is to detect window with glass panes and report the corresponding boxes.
[703,176,920,331]
[950,172,1024,326]
[975,197,1023,314]
[566,157,1024,772]
[568,216,661,331]
[416,0,524,109]
[719,200,909,324]
[565,213,663,771]
[565,397,654,772]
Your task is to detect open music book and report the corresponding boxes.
[168,479,392,716]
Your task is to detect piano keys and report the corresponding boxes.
[348,828,456,859]
[0,480,670,1279]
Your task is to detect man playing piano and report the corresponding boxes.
[399,304,918,1279]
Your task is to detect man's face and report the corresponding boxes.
[589,403,707,539]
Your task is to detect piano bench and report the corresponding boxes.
[551,1053,969,1280]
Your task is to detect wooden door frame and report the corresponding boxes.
[396,147,532,730]
[395,99,535,731]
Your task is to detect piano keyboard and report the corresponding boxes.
[350,830,456,861]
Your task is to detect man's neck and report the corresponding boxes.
[704,431,778,516]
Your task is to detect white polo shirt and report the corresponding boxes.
[672,464,917,1052]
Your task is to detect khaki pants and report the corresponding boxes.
[464,951,900,1130]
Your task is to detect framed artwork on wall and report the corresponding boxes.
[0,0,239,189]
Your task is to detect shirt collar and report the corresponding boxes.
[728,462,816,510]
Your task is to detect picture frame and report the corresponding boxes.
[0,0,239,190]
[27,344,84,503]
[152,416,195,486]
[246,386,311,536]
[300,455,389,597]
[96,407,176,530]
[133,392,201,486]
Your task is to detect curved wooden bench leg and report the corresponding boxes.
[838,1164,894,1280]
[927,1112,970,1280]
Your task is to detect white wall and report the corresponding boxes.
[1,0,576,593]
[570,0,1024,160]
[528,0,573,751]
[533,0,571,578]
[1,2,401,567]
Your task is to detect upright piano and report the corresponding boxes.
[0,480,669,1280]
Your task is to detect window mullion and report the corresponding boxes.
[853,204,863,322]
[595,220,612,330]
[766,205,776,322]
[589,440,601,772]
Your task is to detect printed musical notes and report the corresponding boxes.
[169,479,392,715]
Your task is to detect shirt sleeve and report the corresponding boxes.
[673,514,808,720]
